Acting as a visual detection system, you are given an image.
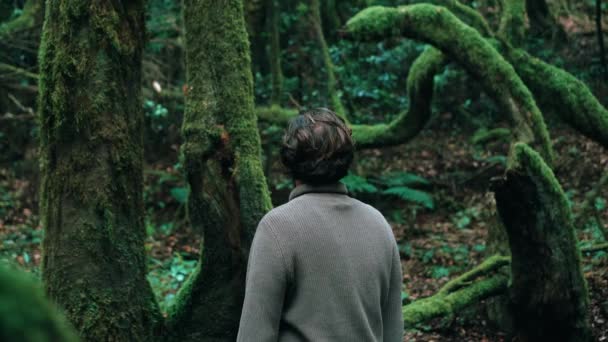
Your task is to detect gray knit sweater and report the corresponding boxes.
[237,183,404,341]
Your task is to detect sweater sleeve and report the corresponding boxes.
[237,220,288,342]
[383,239,404,341]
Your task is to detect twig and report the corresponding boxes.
[581,242,608,253]
[0,63,38,80]
[0,112,35,122]
[7,93,34,114]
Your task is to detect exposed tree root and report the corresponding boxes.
[403,255,510,327]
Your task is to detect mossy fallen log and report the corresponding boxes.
[403,255,510,327]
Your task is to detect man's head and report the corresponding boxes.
[280,108,354,185]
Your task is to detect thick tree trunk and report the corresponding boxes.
[166,0,273,340]
[38,1,162,341]
[493,143,591,342]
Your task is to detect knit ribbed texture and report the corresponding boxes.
[237,183,404,341]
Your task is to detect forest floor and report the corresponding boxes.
[1,121,607,341]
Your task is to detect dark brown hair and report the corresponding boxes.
[280,108,354,185]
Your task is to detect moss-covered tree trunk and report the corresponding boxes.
[166,0,273,340]
[38,1,162,341]
[493,143,591,341]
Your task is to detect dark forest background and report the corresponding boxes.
[0,0,607,341]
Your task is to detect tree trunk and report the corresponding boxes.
[597,0,607,80]
[38,1,162,341]
[526,0,565,40]
[498,0,526,46]
[310,0,346,117]
[493,143,591,342]
[166,0,273,340]
[267,0,283,105]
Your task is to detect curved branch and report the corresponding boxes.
[345,4,554,162]
[403,255,510,327]
[505,48,608,149]
[351,47,446,148]
[411,0,493,36]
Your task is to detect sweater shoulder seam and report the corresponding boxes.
[261,219,293,283]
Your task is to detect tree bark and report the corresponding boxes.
[493,143,591,342]
[166,0,273,340]
[38,1,162,341]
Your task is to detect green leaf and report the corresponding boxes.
[377,171,430,187]
[594,197,606,211]
[431,266,450,279]
[382,186,434,209]
[170,187,189,204]
[341,174,378,194]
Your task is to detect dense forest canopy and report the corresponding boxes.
[0,0,607,341]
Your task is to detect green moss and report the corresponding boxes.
[346,4,554,162]
[410,0,493,36]
[471,127,511,145]
[402,255,510,327]
[506,48,608,149]
[0,263,79,342]
[169,0,272,340]
[38,1,162,341]
[352,46,447,148]
[494,143,591,341]
[498,0,526,46]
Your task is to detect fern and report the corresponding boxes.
[382,186,434,209]
[377,171,430,187]
[341,173,378,194]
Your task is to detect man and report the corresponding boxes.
[237,108,404,341]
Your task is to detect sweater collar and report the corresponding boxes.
[288,182,349,201]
